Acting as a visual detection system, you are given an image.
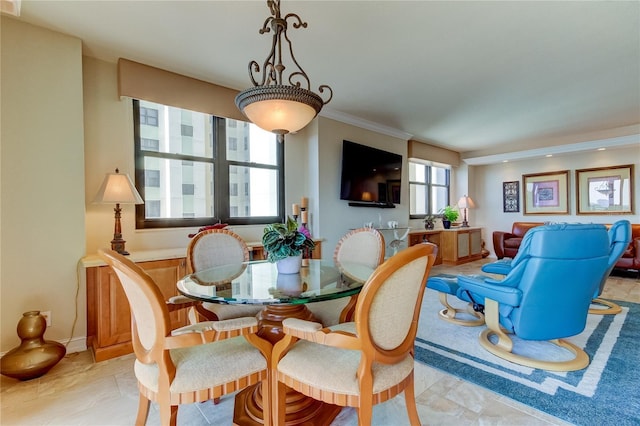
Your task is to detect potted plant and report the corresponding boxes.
[262,216,316,274]
[423,214,436,230]
[440,205,459,229]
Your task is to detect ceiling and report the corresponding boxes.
[9,0,640,163]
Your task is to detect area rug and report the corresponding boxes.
[415,289,640,425]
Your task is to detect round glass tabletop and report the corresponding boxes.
[177,259,373,305]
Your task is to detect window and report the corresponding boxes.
[141,138,159,151]
[182,183,194,195]
[409,161,450,218]
[133,99,283,229]
[228,137,237,150]
[145,170,160,187]
[140,107,158,126]
[146,200,161,218]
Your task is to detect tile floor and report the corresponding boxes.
[1,259,638,425]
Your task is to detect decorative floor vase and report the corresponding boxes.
[0,311,66,380]
[276,254,302,274]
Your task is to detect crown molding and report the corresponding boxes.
[462,133,640,165]
[320,108,414,141]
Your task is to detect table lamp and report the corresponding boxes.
[458,195,476,228]
[94,168,144,255]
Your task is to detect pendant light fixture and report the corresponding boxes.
[235,0,333,142]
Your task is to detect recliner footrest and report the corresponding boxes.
[427,274,485,326]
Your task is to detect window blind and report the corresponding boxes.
[117,58,246,121]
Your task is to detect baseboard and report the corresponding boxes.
[1,337,87,358]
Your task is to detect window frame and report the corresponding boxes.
[408,160,451,219]
[133,100,284,229]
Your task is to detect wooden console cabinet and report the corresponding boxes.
[86,257,189,361]
[409,227,482,266]
[440,228,483,265]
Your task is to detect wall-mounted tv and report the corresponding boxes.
[339,140,403,207]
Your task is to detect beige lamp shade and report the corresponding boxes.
[457,195,476,209]
[94,169,143,204]
[242,98,318,135]
[458,195,475,227]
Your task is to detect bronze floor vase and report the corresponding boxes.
[1,310,66,380]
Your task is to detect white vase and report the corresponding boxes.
[276,254,302,274]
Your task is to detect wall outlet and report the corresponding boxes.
[41,311,52,327]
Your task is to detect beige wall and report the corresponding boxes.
[1,17,86,352]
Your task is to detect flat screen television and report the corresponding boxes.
[339,140,403,207]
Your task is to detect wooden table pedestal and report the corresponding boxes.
[233,304,342,425]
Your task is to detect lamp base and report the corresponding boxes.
[461,221,470,228]
[111,239,130,256]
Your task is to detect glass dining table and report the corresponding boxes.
[176,259,374,425]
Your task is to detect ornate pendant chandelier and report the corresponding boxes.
[235,0,333,142]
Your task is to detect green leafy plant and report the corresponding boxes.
[423,214,436,223]
[262,216,315,262]
[440,205,460,222]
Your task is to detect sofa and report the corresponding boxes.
[492,221,640,273]
[492,222,544,259]
[610,223,640,272]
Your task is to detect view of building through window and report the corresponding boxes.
[134,100,281,228]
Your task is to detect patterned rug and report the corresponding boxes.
[414,289,640,425]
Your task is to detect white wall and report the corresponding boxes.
[474,147,640,257]
[1,18,86,352]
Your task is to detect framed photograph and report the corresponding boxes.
[576,164,634,215]
[503,181,519,212]
[523,170,569,215]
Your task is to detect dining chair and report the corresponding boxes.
[186,228,264,322]
[305,227,385,326]
[98,249,271,426]
[272,242,437,426]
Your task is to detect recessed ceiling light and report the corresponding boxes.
[597,147,606,151]
[502,160,509,163]
[545,154,553,158]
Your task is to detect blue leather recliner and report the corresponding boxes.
[481,220,631,315]
[457,223,610,371]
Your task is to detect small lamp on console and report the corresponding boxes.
[457,195,476,228]
[94,168,144,255]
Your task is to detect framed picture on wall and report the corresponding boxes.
[576,164,634,215]
[503,181,519,212]
[523,170,569,215]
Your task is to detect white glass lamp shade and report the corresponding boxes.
[235,85,324,136]
[457,195,476,209]
[93,171,144,204]
[242,99,317,134]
